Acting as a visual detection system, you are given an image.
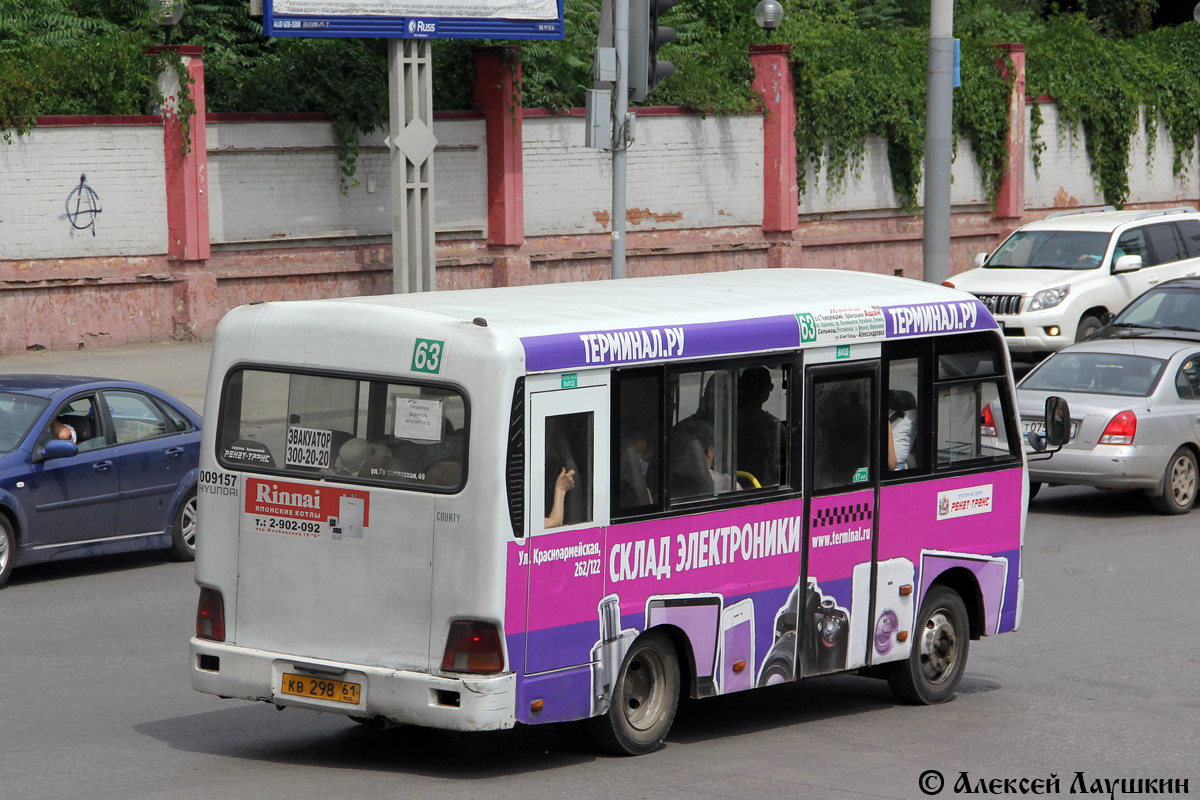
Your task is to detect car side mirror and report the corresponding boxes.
[1113,254,1142,273]
[973,252,988,268]
[1043,396,1071,448]
[42,439,79,460]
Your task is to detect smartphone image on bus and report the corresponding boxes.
[718,599,755,695]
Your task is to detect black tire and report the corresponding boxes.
[1075,315,1102,342]
[0,516,15,589]
[1028,481,1042,501]
[756,632,797,687]
[169,489,198,562]
[587,631,680,756]
[1150,447,1198,515]
[888,586,969,705]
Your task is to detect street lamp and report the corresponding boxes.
[754,0,784,38]
[152,0,185,44]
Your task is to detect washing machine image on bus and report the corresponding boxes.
[848,557,916,667]
[329,493,365,540]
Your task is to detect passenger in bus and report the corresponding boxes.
[545,416,586,525]
[671,419,737,496]
[544,467,576,528]
[330,438,372,476]
[736,366,782,485]
[618,428,654,506]
[887,389,917,471]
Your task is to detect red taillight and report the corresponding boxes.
[1099,410,1137,445]
[980,403,997,437]
[196,587,225,642]
[441,621,504,674]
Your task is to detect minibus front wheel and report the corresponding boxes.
[588,630,680,756]
[887,586,969,705]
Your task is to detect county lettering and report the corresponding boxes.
[578,327,685,365]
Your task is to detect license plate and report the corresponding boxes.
[280,673,361,705]
[1023,419,1078,440]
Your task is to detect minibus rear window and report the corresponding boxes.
[216,368,467,492]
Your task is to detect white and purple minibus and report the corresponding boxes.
[190,269,1055,755]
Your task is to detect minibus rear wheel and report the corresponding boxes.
[588,630,680,756]
[887,586,969,705]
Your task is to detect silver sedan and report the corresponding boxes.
[1017,337,1200,514]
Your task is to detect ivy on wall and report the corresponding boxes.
[1026,15,1200,207]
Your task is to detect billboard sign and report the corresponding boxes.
[264,0,565,39]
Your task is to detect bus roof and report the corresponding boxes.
[234,269,997,372]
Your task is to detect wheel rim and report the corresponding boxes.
[918,609,958,686]
[181,497,198,551]
[0,532,8,573]
[1169,455,1196,508]
[620,646,669,732]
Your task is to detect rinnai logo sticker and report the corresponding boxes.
[243,478,370,542]
[936,484,994,520]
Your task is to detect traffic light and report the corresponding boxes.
[628,0,677,102]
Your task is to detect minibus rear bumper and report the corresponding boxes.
[189,638,516,731]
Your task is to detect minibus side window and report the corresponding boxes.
[883,352,926,474]
[933,334,1017,468]
[669,369,738,500]
[613,370,661,515]
[544,412,593,527]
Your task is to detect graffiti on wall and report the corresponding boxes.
[65,174,102,236]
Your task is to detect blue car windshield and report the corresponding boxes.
[0,392,50,453]
[986,230,1111,270]
[1021,353,1166,397]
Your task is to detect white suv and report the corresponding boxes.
[945,206,1200,357]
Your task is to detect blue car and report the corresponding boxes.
[0,375,202,589]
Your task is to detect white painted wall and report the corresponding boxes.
[522,114,764,235]
[0,125,167,259]
[206,118,487,244]
[1024,103,1200,210]
[799,133,988,215]
[3,106,1199,263]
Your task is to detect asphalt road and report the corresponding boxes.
[1,344,1196,799]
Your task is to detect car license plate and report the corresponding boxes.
[280,673,361,705]
[1023,419,1078,440]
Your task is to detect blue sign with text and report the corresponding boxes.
[264,0,564,40]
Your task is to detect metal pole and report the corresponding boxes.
[611,0,629,280]
[922,0,953,284]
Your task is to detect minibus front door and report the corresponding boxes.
[802,362,880,678]
[524,384,610,676]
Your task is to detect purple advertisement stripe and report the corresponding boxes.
[883,299,997,338]
[521,316,801,373]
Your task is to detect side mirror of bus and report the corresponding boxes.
[1043,396,1070,448]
